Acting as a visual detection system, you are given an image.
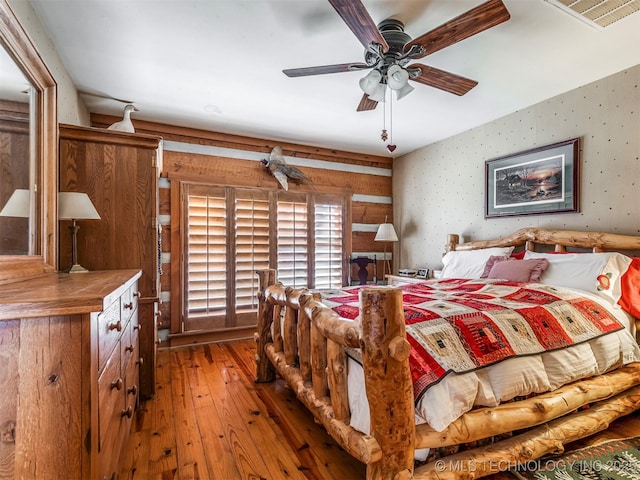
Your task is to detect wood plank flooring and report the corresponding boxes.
[120,340,640,480]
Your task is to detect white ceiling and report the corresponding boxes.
[27,0,640,157]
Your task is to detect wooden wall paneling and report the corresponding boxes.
[91,113,392,169]
[169,179,182,335]
[164,151,392,197]
[352,202,393,225]
[159,186,170,216]
[352,231,379,252]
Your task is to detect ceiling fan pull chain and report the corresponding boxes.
[381,89,388,142]
[386,92,397,153]
[389,92,393,144]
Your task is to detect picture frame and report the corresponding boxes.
[485,138,580,218]
[416,268,429,279]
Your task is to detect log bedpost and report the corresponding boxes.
[359,287,415,480]
[255,269,276,383]
[446,233,459,253]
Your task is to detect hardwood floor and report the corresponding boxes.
[120,340,640,480]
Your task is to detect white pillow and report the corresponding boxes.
[523,251,614,293]
[440,247,515,279]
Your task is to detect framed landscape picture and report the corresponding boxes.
[485,138,580,218]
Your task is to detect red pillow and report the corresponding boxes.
[481,256,549,282]
[594,255,640,318]
[510,250,526,260]
[618,258,640,318]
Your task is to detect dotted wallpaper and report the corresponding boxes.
[394,65,640,271]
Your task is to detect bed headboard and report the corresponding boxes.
[446,228,640,255]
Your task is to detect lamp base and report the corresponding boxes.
[64,263,89,273]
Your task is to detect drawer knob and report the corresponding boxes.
[133,291,141,298]
[133,323,142,332]
[123,302,134,310]
[108,320,122,332]
[127,385,138,396]
[110,378,123,390]
[125,344,134,353]
[121,406,133,419]
[102,474,117,480]
[136,357,144,367]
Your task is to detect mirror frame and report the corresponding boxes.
[0,0,57,282]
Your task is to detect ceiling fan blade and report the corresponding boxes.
[283,62,369,77]
[409,63,478,96]
[356,94,378,111]
[328,0,389,52]
[405,0,510,58]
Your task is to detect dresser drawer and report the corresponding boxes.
[120,284,138,324]
[120,315,134,371]
[98,299,122,373]
[124,343,140,412]
[99,410,129,480]
[98,349,125,451]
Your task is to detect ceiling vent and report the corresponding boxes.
[545,0,640,29]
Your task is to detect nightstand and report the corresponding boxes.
[386,274,428,286]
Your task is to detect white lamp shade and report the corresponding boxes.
[395,82,414,100]
[368,82,387,102]
[374,223,398,242]
[387,65,409,90]
[58,192,101,220]
[359,69,382,95]
[0,189,30,218]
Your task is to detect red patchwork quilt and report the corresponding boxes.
[318,278,623,402]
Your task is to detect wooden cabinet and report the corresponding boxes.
[0,269,141,480]
[59,124,163,399]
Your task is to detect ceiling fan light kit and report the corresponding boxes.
[283,0,511,152]
[359,69,383,96]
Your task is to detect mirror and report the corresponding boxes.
[0,0,58,282]
[0,41,35,255]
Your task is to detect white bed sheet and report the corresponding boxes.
[346,289,639,437]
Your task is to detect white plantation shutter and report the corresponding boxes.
[235,191,270,313]
[183,184,349,331]
[277,198,308,288]
[186,186,226,317]
[315,201,343,289]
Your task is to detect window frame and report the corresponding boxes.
[169,176,352,334]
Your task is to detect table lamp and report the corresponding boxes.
[374,217,398,281]
[59,192,101,273]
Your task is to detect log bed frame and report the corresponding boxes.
[254,228,640,480]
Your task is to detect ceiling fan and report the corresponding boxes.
[283,0,511,111]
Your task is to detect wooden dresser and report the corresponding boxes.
[59,124,162,399]
[0,269,142,480]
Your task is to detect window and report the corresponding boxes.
[181,184,349,332]
[185,186,226,319]
[314,201,343,289]
[276,197,308,288]
[234,192,270,314]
